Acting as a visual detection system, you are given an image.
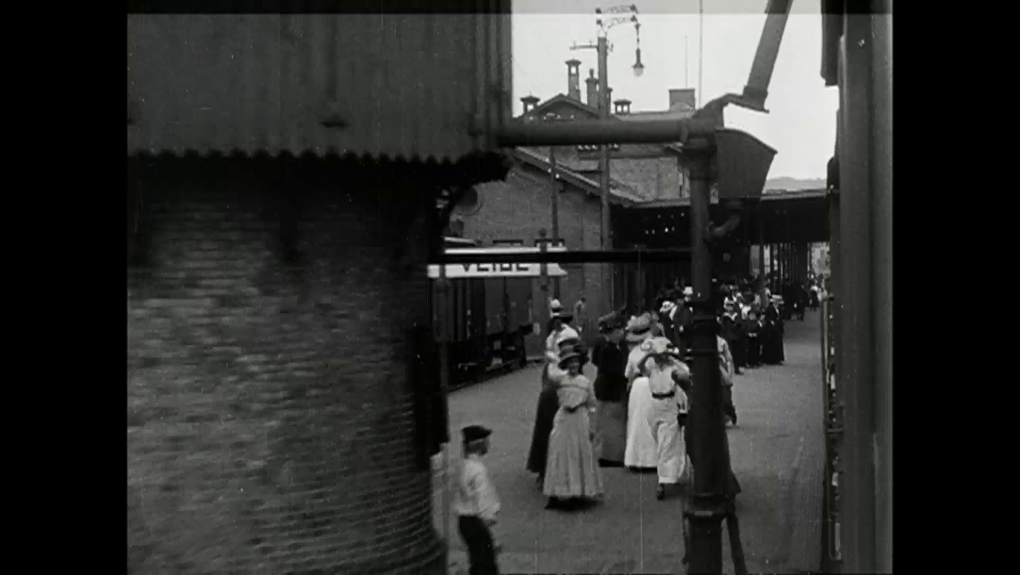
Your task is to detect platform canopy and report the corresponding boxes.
[614,188,829,248]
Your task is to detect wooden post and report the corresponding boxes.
[436,253,452,550]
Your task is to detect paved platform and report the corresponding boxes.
[434,312,825,574]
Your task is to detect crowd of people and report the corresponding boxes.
[523,296,748,508]
[453,277,828,574]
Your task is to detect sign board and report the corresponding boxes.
[428,246,569,279]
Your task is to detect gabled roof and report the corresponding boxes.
[527,93,601,119]
[513,148,643,205]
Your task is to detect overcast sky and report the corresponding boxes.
[511,0,838,179]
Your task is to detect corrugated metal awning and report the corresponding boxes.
[128,11,511,163]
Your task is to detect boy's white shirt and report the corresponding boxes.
[453,454,500,524]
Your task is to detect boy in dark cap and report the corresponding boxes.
[453,425,500,575]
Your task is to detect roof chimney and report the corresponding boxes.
[520,95,540,115]
[585,69,599,108]
[566,59,582,101]
[669,88,696,110]
[613,99,632,115]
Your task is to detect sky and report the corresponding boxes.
[510,0,839,179]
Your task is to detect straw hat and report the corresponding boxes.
[625,313,653,343]
[644,336,682,360]
[598,311,626,333]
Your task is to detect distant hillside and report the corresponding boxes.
[764,177,826,192]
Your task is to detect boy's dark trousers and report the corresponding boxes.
[458,515,499,575]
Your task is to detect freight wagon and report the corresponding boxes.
[430,238,568,386]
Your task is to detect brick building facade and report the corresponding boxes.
[454,149,641,351]
[519,65,700,203]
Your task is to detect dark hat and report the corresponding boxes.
[557,349,583,368]
[598,311,626,332]
[461,425,492,443]
[625,313,653,342]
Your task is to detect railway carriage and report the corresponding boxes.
[430,237,568,386]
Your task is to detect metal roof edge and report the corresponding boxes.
[624,187,827,209]
[512,148,636,206]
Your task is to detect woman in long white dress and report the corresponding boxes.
[543,347,604,510]
[623,314,658,471]
[640,338,691,499]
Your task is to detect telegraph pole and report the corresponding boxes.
[597,35,611,254]
[549,133,561,299]
[573,3,643,317]
[597,35,612,313]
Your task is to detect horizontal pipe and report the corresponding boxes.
[494,118,718,147]
[432,248,692,265]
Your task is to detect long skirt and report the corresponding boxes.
[526,365,560,475]
[624,378,658,469]
[746,335,761,366]
[544,407,605,499]
[761,329,779,364]
[593,400,627,465]
[647,399,686,484]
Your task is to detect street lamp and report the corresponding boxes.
[632,23,645,77]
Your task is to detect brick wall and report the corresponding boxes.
[127,156,445,575]
[532,145,687,201]
[463,165,610,351]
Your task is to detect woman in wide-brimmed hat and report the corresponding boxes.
[543,346,604,510]
[590,311,629,467]
[622,314,659,471]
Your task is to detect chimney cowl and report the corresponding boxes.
[566,60,582,101]
[520,95,540,115]
[585,69,599,109]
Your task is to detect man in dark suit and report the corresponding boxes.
[674,287,695,358]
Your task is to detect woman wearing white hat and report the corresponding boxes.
[638,338,691,499]
[623,314,659,471]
